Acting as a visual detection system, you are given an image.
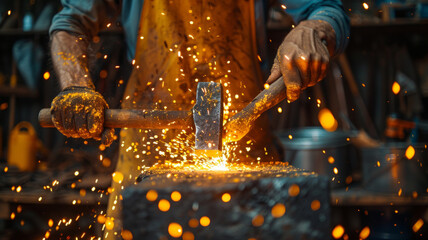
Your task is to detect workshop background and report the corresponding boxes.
[0,0,427,239]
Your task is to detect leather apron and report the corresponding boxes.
[105,0,279,238]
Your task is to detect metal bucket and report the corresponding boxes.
[276,127,351,188]
[362,143,428,195]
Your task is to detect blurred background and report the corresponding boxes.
[0,0,427,239]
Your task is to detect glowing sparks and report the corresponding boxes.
[264,83,270,89]
[328,156,335,164]
[171,191,181,202]
[277,107,283,113]
[413,219,424,232]
[43,72,50,80]
[318,108,338,132]
[363,2,369,10]
[112,172,124,183]
[146,190,158,201]
[332,225,345,239]
[359,226,370,239]
[288,184,300,197]
[158,199,171,212]
[311,200,321,211]
[281,4,286,9]
[405,145,415,159]
[200,216,210,227]
[271,203,286,218]
[392,81,400,95]
[221,193,231,202]
[168,222,183,238]
[252,215,264,227]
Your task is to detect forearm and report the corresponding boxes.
[50,31,94,90]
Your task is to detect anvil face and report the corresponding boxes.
[193,82,223,155]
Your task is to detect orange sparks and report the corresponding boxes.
[311,200,321,211]
[112,172,124,183]
[413,219,424,232]
[158,199,171,212]
[171,191,181,202]
[146,190,158,201]
[252,215,264,227]
[363,2,369,10]
[200,216,211,227]
[221,193,231,202]
[332,225,345,239]
[288,184,300,197]
[168,222,183,238]
[271,203,286,218]
[318,108,338,132]
[392,81,400,95]
[43,72,50,80]
[405,145,415,159]
[264,83,270,89]
[359,226,370,239]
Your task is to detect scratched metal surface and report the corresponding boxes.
[123,163,330,240]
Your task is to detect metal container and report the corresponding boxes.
[362,143,428,195]
[276,127,351,188]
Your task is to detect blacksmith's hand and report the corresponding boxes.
[266,20,336,102]
[50,86,115,146]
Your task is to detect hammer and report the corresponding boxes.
[38,82,223,156]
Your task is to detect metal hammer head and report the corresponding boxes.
[193,82,223,157]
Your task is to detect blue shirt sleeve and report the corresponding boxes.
[49,0,119,38]
[280,0,350,55]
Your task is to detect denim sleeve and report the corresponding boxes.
[49,0,119,38]
[280,0,350,55]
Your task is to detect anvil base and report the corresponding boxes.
[122,162,330,240]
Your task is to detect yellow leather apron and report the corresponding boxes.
[105,0,279,238]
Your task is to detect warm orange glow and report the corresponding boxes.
[363,2,369,10]
[332,225,345,239]
[188,218,199,228]
[48,219,54,227]
[288,184,300,197]
[252,215,264,227]
[264,83,270,89]
[171,191,181,202]
[405,145,415,159]
[10,212,15,220]
[311,200,321,211]
[121,230,133,240]
[200,216,210,227]
[333,167,338,174]
[392,81,400,95]
[318,108,338,131]
[168,222,183,238]
[182,231,195,240]
[16,186,22,192]
[97,215,106,224]
[105,218,114,230]
[43,72,50,80]
[277,107,283,113]
[413,219,424,232]
[328,156,335,164]
[158,199,171,212]
[146,190,158,201]
[271,203,286,218]
[112,171,124,183]
[222,193,231,202]
[359,226,370,239]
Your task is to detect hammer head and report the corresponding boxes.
[193,82,223,157]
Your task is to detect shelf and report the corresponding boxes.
[331,187,428,206]
[0,86,38,98]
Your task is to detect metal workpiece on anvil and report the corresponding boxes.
[122,163,330,240]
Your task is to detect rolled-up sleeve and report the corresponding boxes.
[281,0,350,55]
[49,0,119,38]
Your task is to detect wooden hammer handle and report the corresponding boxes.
[231,77,286,123]
[38,108,193,129]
